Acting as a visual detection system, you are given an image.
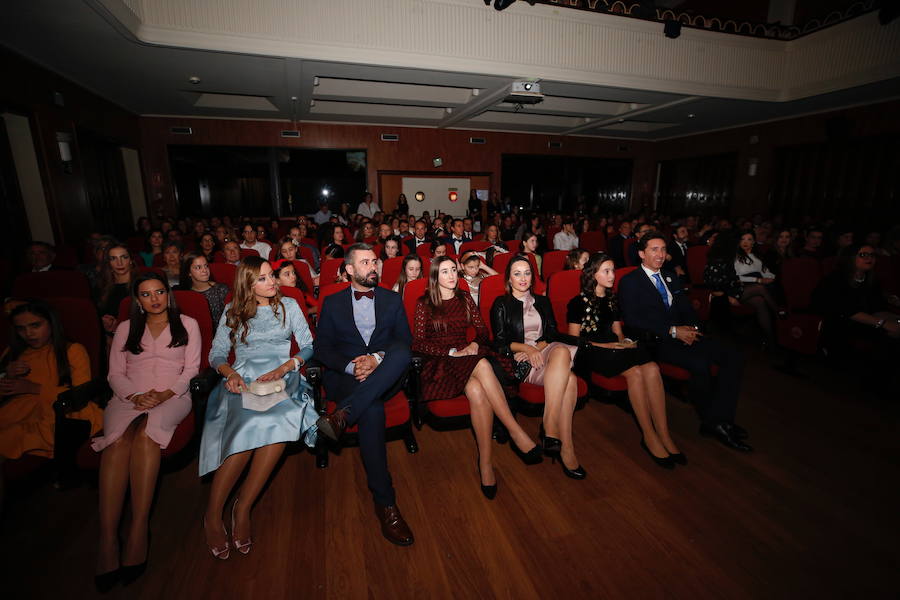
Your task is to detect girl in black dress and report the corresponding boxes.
[566,253,683,468]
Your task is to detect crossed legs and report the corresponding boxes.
[621,362,680,458]
[464,358,539,486]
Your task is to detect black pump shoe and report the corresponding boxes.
[640,439,675,469]
[120,562,147,586]
[668,451,688,465]
[511,441,543,465]
[94,569,120,594]
[559,459,586,480]
[480,482,498,499]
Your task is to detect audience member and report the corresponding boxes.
[393,254,423,295]
[443,219,467,255]
[564,249,589,271]
[323,225,346,259]
[490,256,582,478]
[618,232,751,452]
[92,273,200,590]
[200,256,318,558]
[26,241,60,272]
[356,193,380,219]
[798,226,824,259]
[0,300,101,462]
[179,253,229,327]
[552,219,579,251]
[160,241,182,287]
[459,252,498,305]
[608,221,633,268]
[222,240,242,265]
[566,254,683,468]
[96,245,137,337]
[313,244,415,545]
[239,223,272,259]
[140,230,164,267]
[412,256,540,498]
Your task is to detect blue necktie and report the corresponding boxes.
[653,273,670,308]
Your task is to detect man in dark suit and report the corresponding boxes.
[608,221,633,268]
[618,232,751,452]
[441,218,467,255]
[26,241,65,271]
[314,243,415,545]
[665,224,691,283]
[404,219,433,254]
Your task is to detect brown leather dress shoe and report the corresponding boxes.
[316,408,348,441]
[374,504,414,546]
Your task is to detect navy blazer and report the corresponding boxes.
[313,286,411,374]
[618,267,698,340]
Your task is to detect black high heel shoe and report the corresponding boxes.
[640,439,675,469]
[538,424,562,459]
[668,451,687,465]
[510,440,543,465]
[557,457,586,479]
[120,562,147,586]
[94,569,120,594]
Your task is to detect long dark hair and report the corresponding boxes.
[98,244,135,306]
[504,255,535,296]
[395,254,422,296]
[178,252,212,290]
[422,256,470,330]
[735,230,756,265]
[580,253,615,296]
[124,272,189,354]
[3,300,73,386]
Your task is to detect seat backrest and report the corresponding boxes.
[781,257,823,311]
[402,278,428,332]
[460,241,491,254]
[298,245,316,265]
[239,248,257,259]
[478,275,506,337]
[580,231,606,253]
[320,258,345,284]
[45,297,103,379]
[209,263,237,287]
[291,260,315,294]
[415,244,432,260]
[268,246,279,261]
[152,253,166,267]
[546,226,561,249]
[380,256,405,289]
[491,252,513,279]
[613,267,637,293]
[542,251,569,281]
[505,239,521,254]
[172,290,214,370]
[686,245,710,284]
[12,270,92,300]
[548,270,582,334]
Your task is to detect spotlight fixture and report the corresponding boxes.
[433,157,443,167]
[415,191,425,202]
[490,0,535,11]
[664,20,681,39]
[188,76,201,84]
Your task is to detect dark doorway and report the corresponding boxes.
[501,154,632,214]
[656,153,736,215]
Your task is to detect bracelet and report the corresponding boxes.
[290,357,302,371]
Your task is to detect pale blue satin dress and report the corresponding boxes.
[199,297,317,476]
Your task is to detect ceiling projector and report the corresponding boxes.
[504,81,543,104]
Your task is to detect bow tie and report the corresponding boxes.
[354,290,375,300]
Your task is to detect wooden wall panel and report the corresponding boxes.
[138,117,652,218]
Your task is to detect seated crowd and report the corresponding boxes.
[2,195,899,591]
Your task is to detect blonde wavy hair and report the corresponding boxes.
[226,255,285,346]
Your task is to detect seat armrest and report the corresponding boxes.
[189,368,221,396]
[306,365,325,413]
[54,377,111,415]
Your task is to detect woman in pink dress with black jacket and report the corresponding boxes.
[92,272,200,592]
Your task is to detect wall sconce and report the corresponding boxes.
[56,132,73,174]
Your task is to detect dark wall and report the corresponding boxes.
[138,117,654,219]
[0,46,140,245]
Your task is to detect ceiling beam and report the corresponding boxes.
[560,96,700,135]
[436,80,516,129]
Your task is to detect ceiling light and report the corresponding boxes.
[687,113,695,118]
[188,76,201,85]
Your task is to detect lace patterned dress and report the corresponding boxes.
[412,293,490,400]
[567,292,652,378]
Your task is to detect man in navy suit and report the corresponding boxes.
[618,232,751,452]
[665,223,691,282]
[608,221,633,268]
[314,243,415,545]
[404,220,433,254]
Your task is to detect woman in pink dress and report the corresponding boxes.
[92,272,201,591]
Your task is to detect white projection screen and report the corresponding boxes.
[402,177,470,219]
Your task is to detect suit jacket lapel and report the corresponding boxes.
[639,268,668,311]
[339,287,368,348]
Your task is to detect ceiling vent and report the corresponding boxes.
[280,130,301,138]
[381,133,399,141]
[170,126,193,135]
[548,141,562,149]
[469,137,486,144]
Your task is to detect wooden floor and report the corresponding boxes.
[3,345,898,600]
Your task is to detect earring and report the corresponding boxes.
[139,305,145,314]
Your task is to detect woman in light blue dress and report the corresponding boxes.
[200,256,317,560]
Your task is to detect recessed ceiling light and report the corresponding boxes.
[188,76,201,85]
[687,113,696,118]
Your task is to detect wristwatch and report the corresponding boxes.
[874,319,885,329]
[669,326,677,338]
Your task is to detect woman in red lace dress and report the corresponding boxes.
[412,257,542,500]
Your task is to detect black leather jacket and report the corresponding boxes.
[490,294,578,357]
